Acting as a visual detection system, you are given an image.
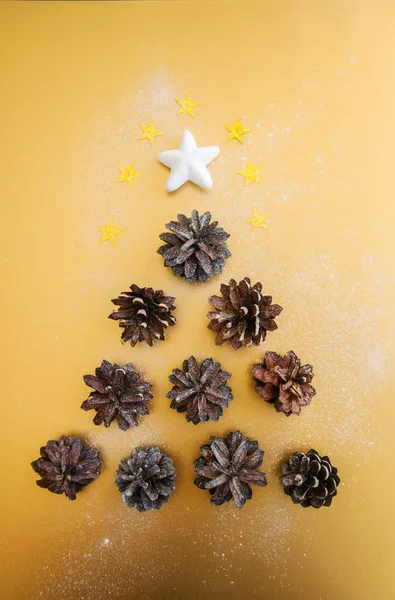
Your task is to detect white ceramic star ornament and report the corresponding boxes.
[157,130,220,192]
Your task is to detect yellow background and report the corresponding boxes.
[1,1,395,599]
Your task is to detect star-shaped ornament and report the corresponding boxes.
[238,162,261,185]
[157,130,219,192]
[175,93,200,117]
[99,220,122,244]
[138,122,163,146]
[226,118,250,143]
[245,208,269,232]
[117,163,141,187]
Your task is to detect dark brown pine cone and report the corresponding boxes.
[194,430,267,509]
[81,360,153,431]
[207,277,283,350]
[282,449,340,508]
[115,446,176,512]
[157,210,231,283]
[166,356,232,424]
[252,351,316,416]
[109,284,176,346]
[31,436,100,500]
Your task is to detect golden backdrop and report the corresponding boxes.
[1,1,394,599]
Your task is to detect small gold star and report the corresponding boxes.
[138,122,163,146]
[99,220,122,244]
[117,164,141,187]
[175,92,200,117]
[238,162,261,185]
[225,118,250,143]
[245,208,269,232]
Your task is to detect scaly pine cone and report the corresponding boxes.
[207,277,283,349]
[252,350,316,416]
[81,360,153,431]
[166,356,233,424]
[115,446,176,512]
[194,430,267,508]
[109,284,176,346]
[157,210,231,283]
[282,449,340,508]
[31,436,100,500]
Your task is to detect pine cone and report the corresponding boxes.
[31,436,100,500]
[157,210,231,283]
[115,446,176,512]
[194,430,267,509]
[109,284,176,346]
[207,277,283,349]
[81,360,153,431]
[167,356,232,424]
[282,449,340,508]
[252,351,316,416]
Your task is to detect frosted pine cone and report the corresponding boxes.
[157,210,231,283]
[194,430,267,508]
[252,351,316,416]
[109,284,176,346]
[31,436,100,500]
[115,446,176,512]
[167,356,232,424]
[208,277,283,349]
[81,360,153,430]
[282,449,340,508]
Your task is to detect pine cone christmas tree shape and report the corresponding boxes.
[31,435,100,500]
[194,430,267,509]
[115,446,176,512]
[81,360,153,431]
[167,356,233,424]
[109,284,176,346]
[282,449,340,508]
[157,210,231,283]
[207,277,283,350]
[252,350,316,416]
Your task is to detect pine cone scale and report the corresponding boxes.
[204,391,229,407]
[159,232,179,245]
[43,441,61,465]
[82,375,107,394]
[229,476,246,509]
[243,450,264,469]
[239,470,267,486]
[166,221,192,239]
[200,360,220,384]
[197,240,216,259]
[232,438,249,470]
[169,369,191,387]
[184,258,197,278]
[211,438,230,466]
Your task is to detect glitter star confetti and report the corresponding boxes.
[225,118,250,143]
[245,208,269,232]
[238,162,261,185]
[138,122,163,146]
[117,164,141,187]
[175,92,200,117]
[99,220,122,244]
